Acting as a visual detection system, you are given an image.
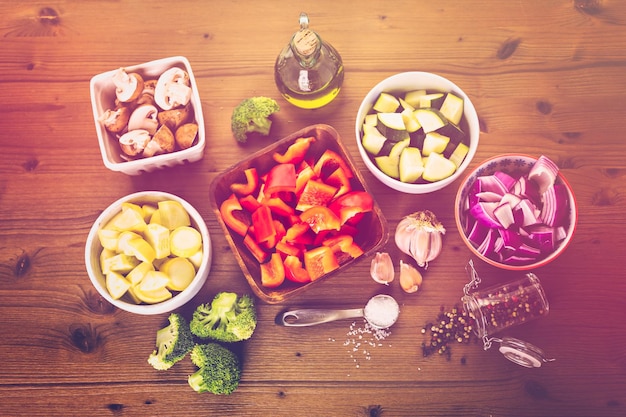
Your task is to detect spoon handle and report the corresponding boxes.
[278,308,364,327]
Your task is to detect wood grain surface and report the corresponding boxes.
[0,1,625,416]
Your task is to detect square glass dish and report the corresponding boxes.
[89,56,205,175]
[210,124,388,304]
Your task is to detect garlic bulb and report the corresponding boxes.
[399,260,423,293]
[370,252,394,285]
[395,210,445,268]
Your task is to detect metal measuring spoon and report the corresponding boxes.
[277,294,400,329]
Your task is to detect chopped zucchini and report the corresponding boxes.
[401,108,421,133]
[375,155,400,179]
[439,93,464,125]
[399,147,424,183]
[377,113,409,142]
[399,98,415,112]
[422,132,450,156]
[373,92,400,113]
[418,93,445,109]
[449,142,470,168]
[409,129,426,149]
[362,125,388,156]
[403,89,427,108]
[414,108,448,133]
[389,138,411,159]
[436,122,466,143]
[364,113,379,126]
[422,152,457,182]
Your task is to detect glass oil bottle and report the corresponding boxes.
[274,12,344,109]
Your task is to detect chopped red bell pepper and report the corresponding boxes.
[322,234,364,259]
[313,149,354,179]
[299,206,341,234]
[251,205,276,243]
[265,196,296,217]
[304,245,339,281]
[325,166,352,199]
[328,190,374,225]
[219,193,250,236]
[239,194,261,212]
[264,163,297,195]
[260,252,285,288]
[295,163,317,196]
[276,239,303,258]
[243,233,269,263]
[230,167,259,196]
[284,222,311,242]
[262,219,286,250]
[273,136,316,165]
[283,255,311,283]
[295,179,338,212]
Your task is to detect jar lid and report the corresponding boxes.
[497,336,555,368]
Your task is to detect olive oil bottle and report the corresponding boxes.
[274,13,344,109]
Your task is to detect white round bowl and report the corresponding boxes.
[85,191,212,314]
[355,71,480,194]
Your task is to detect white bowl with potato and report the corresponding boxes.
[355,72,480,194]
[85,191,212,315]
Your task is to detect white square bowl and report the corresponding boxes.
[90,56,205,175]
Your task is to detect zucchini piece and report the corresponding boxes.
[419,93,445,109]
[399,98,415,112]
[378,113,409,142]
[436,122,466,143]
[361,125,388,156]
[449,142,470,168]
[399,147,425,183]
[414,108,448,133]
[422,152,457,182]
[403,89,427,108]
[401,108,421,133]
[373,92,400,113]
[409,129,426,149]
[389,138,411,159]
[439,93,464,125]
[422,132,450,156]
[364,113,379,126]
[374,155,400,179]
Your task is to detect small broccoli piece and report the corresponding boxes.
[231,96,280,142]
[188,343,241,395]
[190,292,257,342]
[147,313,194,371]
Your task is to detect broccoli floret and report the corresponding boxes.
[188,343,241,395]
[190,292,257,342]
[231,96,280,143]
[147,313,194,370]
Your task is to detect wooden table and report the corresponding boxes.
[1,1,625,416]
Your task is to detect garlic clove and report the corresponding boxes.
[399,260,423,293]
[409,228,432,268]
[370,252,394,285]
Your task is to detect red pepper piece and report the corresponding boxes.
[273,136,316,165]
[251,205,276,243]
[276,238,303,258]
[219,193,250,236]
[260,252,285,288]
[322,234,364,259]
[239,194,261,212]
[299,206,341,234]
[325,166,352,199]
[262,219,286,250]
[265,163,297,195]
[230,167,259,196]
[283,255,311,283]
[328,191,374,225]
[295,162,317,196]
[295,179,338,212]
[265,196,296,217]
[284,222,311,242]
[313,149,354,180]
[303,246,339,281]
[243,233,269,263]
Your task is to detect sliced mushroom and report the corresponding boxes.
[143,124,175,157]
[119,129,151,157]
[112,68,144,103]
[99,106,131,133]
[175,123,198,150]
[127,104,159,135]
[136,79,157,106]
[157,105,191,131]
[154,67,192,111]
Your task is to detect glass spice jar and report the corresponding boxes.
[462,260,555,368]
